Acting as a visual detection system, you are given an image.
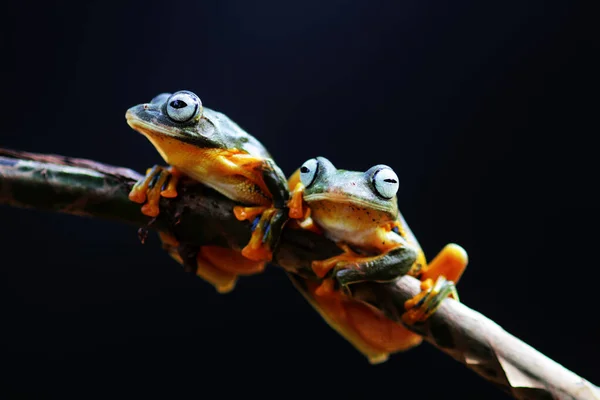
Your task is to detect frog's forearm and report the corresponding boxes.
[1,148,598,400]
[261,159,290,208]
[335,246,417,286]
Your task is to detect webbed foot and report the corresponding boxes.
[129,165,181,217]
[234,206,288,262]
[158,233,265,294]
[401,243,468,324]
[402,276,459,325]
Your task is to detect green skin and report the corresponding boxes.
[295,157,459,320]
[126,92,290,209]
[299,157,420,290]
[126,91,290,269]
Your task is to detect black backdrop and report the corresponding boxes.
[2,1,598,399]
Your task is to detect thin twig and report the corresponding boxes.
[0,148,598,400]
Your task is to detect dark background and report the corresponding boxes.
[1,1,598,398]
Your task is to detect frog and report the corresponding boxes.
[125,90,290,293]
[286,157,468,363]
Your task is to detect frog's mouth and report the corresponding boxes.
[303,192,395,214]
[125,108,187,140]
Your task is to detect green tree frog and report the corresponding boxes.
[126,90,289,293]
[286,156,468,363]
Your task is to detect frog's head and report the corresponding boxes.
[298,157,400,222]
[126,90,226,149]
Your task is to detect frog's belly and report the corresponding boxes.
[319,223,379,248]
[143,133,271,206]
[309,201,401,251]
[181,165,271,206]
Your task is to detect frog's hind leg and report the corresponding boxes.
[158,233,265,293]
[402,276,459,325]
[158,233,238,293]
[402,243,468,325]
[291,276,423,364]
[419,243,468,284]
[195,246,266,293]
[194,248,240,294]
[199,246,266,276]
[129,165,182,217]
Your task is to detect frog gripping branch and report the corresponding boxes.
[126,90,290,292]
[126,92,466,357]
[286,156,468,363]
[1,148,599,400]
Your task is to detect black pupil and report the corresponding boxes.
[300,166,310,173]
[384,178,397,183]
[170,99,188,109]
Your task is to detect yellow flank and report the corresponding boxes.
[139,129,272,206]
[290,278,423,364]
[127,91,291,282]
[285,157,469,363]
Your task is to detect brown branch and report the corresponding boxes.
[0,148,598,400]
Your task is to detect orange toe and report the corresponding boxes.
[241,243,272,262]
[141,202,160,217]
[160,187,178,198]
[234,206,267,222]
[128,189,147,204]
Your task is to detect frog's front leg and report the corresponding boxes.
[234,159,290,262]
[314,244,418,291]
[402,243,468,324]
[129,165,181,217]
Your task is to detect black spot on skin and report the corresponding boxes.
[430,318,455,349]
[300,166,309,173]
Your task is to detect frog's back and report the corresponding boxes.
[204,108,273,159]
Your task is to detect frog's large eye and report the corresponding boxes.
[165,91,203,123]
[372,167,399,200]
[299,158,319,187]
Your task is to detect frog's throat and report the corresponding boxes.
[303,192,396,214]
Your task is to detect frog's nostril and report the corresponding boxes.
[143,104,149,110]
